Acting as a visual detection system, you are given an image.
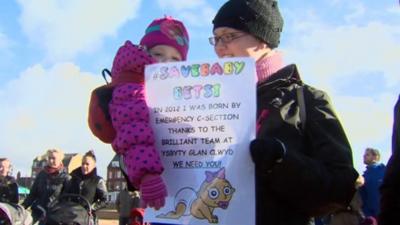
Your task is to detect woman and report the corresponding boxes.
[210,1,359,225]
[63,150,107,224]
[0,158,19,204]
[22,148,70,224]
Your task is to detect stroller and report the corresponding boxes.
[45,194,94,225]
[0,202,33,225]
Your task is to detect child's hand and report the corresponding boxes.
[140,174,167,210]
[111,40,156,84]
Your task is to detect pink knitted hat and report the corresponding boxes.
[140,16,189,60]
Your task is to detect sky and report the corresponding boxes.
[0,0,399,178]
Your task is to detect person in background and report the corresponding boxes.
[359,147,386,219]
[379,94,400,225]
[22,148,70,224]
[116,185,140,225]
[0,159,32,225]
[63,150,107,225]
[210,0,359,225]
[0,158,18,204]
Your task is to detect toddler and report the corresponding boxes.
[109,16,189,210]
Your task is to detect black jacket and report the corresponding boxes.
[0,176,19,204]
[255,64,358,225]
[379,94,400,225]
[63,167,107,211]
[22,168,70,216]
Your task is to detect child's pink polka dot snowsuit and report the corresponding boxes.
[109,41,163,188]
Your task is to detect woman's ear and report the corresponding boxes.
[254,38,269,51]
[260,41,270,50]
[254,43,271,56]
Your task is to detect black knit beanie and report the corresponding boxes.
[212,0,284,48]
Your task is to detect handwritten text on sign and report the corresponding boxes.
[144,57,256,225]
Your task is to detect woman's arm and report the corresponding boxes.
[92,178,108,211]
[266,87,358,215]
[22,172,42,208]
[9,180,19,204]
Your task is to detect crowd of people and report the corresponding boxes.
[1,0,399,225]
[0,150,107,225]
[0,143,393,225]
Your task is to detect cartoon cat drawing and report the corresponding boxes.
[157,167,235,224]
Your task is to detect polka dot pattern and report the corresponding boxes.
[108,41,163,188]
[110,83,163,187]
[111,40,155,79]
[123,146,163,188]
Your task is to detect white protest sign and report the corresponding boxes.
[144,57,256,225]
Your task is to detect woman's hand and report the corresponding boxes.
[250,137,286,172]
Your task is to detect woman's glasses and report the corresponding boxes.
[209,32,247,46]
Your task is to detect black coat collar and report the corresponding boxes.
[257,64,302,91]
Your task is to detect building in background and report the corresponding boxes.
[62,153,83,173]
[16,172,33,189]
[106,154,126,203]
[15,171,33,201]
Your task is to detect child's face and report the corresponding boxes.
[149,45,182,62]
[212,27,266,60]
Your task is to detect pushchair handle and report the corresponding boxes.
[45,194,95,225]
[58,193,92,213]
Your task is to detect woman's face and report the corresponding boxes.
[47,152,63,168]
[0,160,10,177]
[81,156,96,175]
[212,27,267,60]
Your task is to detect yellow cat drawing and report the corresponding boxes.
[157,167,235,224]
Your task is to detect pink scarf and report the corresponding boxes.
[256,51,284,83]
[44,163,64,175]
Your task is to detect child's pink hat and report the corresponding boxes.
[140,16,189,60]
